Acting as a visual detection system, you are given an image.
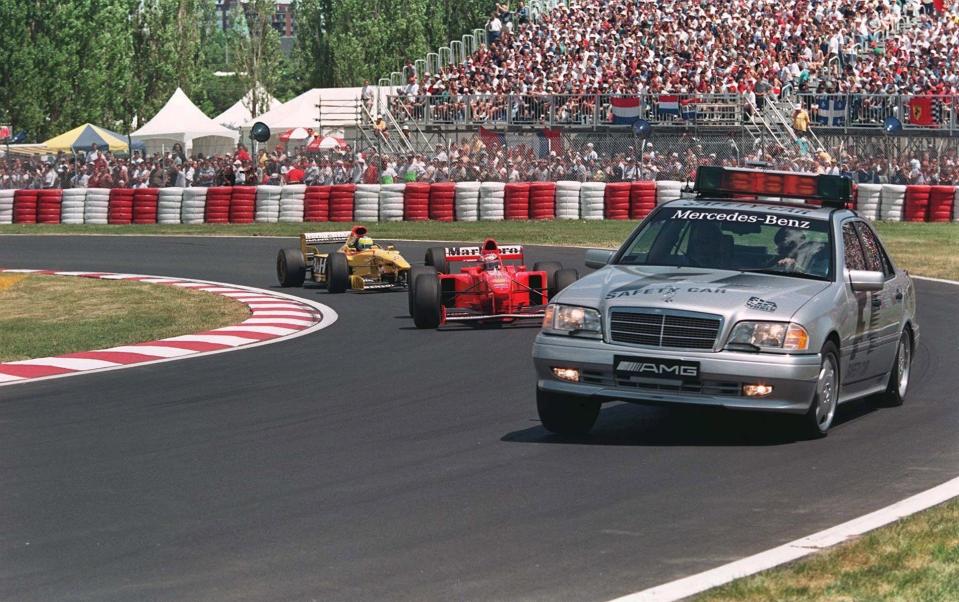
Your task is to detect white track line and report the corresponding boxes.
[611,274,959,602]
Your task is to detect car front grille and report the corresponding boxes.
[609,310,721,350]
[581,370,740,396]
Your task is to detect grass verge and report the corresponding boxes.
[695,498,959,602]
[0,275,250,362]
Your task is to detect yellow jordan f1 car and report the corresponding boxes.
[276,226,411,293]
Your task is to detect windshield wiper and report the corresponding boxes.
[737,268,826,281]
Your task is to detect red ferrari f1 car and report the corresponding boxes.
[408,239,578,329]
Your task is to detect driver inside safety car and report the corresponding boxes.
[355,236,375,250]
[772,228,806,269]
[482,253,502,271]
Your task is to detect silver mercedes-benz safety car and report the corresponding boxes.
[533,166,918,438]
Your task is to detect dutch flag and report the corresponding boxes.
[610,97,641,125]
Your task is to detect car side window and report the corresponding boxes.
[842,222,867,271]
[853,222,893,277]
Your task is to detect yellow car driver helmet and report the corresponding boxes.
[357,236,374,250]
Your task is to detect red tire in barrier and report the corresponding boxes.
[903,185,930,222]
[504,182,530,220]
[205,186,233,224]
[304,186,331,222]
[108,188,135,224]
[13,190,39,224]
[529,182,556,220]
[132,188,159,224]
[404,182,431,221]
[928,185,955,223]
[605,182,632,220]
[329,184,355,222]
[37,189,63,224]
[629,181,657,219]
[230,185,257,224]
[428,182,455,222]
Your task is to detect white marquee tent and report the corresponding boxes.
[132,88,238,156]
[214,87,281,131]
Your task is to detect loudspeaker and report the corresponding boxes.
[632,119,652,139]
[883,116,902,135]
[251,121,271,142]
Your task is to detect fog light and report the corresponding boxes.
[743,384,774,397]
[552,367,580,383]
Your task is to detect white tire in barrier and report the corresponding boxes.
[656,180,684,205]
[157,187,184,224]
[555,180,582,220]
[379,183,405,222]
[60,189,87,224]
[455,181,481,222]
[580,182,606,220]
[856,184,882,221]
[278,184,306,223]
[255,185,282,223]
[479,182,505,221]
[354,184,380,221]
[880,184,906,222]
[84,188,111,224]
[181,188,208,224]
[0,189,14,224]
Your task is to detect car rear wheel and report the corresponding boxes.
[877,330,912,407]
[407,265,436,317]
[800,342,839,438]
[532,261,562,296]
[412,273,441,329]
[537,388,600,436]
[327,252,350,294]
[425,247,449,274]
[276,248,306,287]
[552,268,579,297]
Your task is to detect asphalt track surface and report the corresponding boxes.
[1,235,957,602]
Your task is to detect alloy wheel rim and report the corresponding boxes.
[816,357,837,431]
[897,339,911,398]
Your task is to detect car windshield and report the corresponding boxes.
[617,206,833,280]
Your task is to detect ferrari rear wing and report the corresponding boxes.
[443,244,524,263]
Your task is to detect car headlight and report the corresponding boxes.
[726,321,809,352]
[543,304,602,338]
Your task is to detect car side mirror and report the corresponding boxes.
[848,270,884,292]
[585,249,614,269]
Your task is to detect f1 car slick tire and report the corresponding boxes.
[412,273,441,329]
[536,388,600,436]
[408,265,437,317]
[532,261,562,297]
[800,342,840,438]
[276,248,306,287]
[424,247,449,274]
[553,268,579,296]
[876,329,912,408]
[327,252,350,294]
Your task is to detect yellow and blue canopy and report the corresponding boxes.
[43,124,144,153]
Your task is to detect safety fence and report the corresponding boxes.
[0,183,956,224]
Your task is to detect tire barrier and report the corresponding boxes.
[354,184,380,222]
[157,188,183,225]
[656,180,685,206]
[429,182,456,222]
[230,186,257,224]
[880,184,906,222]
[403,182,430,221]
[555,181,581,220]
[903,185,930,223]
[304,186,330,222]
[928,186,954,223]
[455,181,481,222]
[479,182,505,221]
[855,184,882,221]
[329,184,355,222]
[132,188,159,224]
[254,185,282,223]
[204,186,232,224]
[279,184,306,223]
[529,182,556,220]
[379,184,405,222]
[181,188,207,225]
[580,182,606,220]
[84,188,110,225]
[13,190,39,224]
[0,190,13,224]
[37,189,63,224]
[504,182,530,220]
[954,188,959,223]
[107,188,134,225]
[630,181,657,219]
[60,189,86,225]
[605,182,631,220]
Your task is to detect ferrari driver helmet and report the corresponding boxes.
[482,253,501,271]
[357,236,374,250]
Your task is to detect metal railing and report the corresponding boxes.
[792,94,958,132]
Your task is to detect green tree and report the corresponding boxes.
[229,0,281,118]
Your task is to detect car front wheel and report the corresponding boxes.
[537,388,600,436]
[800,342,839,438]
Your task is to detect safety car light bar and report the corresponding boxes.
[694,166,852,208]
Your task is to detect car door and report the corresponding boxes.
[838,220,874,385]
[854,221,902,379]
